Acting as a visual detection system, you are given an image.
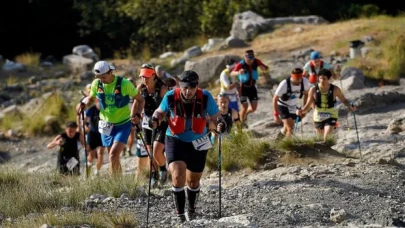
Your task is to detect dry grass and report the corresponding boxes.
[15,52,41,67]
[195,15,405,60]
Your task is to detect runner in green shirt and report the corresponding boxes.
[78,61,145,177]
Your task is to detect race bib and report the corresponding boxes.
[98,120,113,136]
[142,116,152,130]
[288,106,297,114]
[66,157,79,171]
[137,139,149,156]
[192,134,213,151]
[318,112,331,121]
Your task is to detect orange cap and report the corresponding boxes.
[139,68,155,77]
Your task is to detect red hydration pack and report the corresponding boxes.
[168,88,207,135]
[309,60,324,84]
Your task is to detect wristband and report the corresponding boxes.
[273,111,279,116]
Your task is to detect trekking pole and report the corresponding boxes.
[135,124,153,228]
[294,116,299,134]
[294,107,301,134]
[151,128,157,186]
[351,103,361,159]
[218,132,222,218]
[339,75,350,131]
[80,103,89,179]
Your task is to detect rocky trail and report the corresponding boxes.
[2,82,405,227]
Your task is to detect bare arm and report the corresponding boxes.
[228,82,239,90]
[230,70,239,77]
[259,64,269,71]
[160,84,168,98]
[76,96,95,115]
[152,107,168,122]
[47,135,62,149]
[302,91,309,108]
[303,70,309,78]
[272,94,280,114]
[302,87,316,113]
[131,85,145,117]
[335,86,355,111]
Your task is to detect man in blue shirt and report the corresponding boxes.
[151,70,226,222]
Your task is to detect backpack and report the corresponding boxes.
[314,83,335,108]
[141,79,164,116]
[96,76,129,110]
[238,59,259,85]
[279,77,304,102]
[308,61,324,84]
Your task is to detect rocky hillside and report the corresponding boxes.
[2,14,405,228]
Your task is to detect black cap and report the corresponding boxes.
[179,70,199,88]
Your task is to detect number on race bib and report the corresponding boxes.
[66,157,79,171]
[98,120,113,136]
[318,112,331,121]
[192,135,213,151]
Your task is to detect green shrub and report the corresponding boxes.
[276,135,337,152]
[345,58,387,81]
[206,130,270,171]
[23,91,76,136]
[385,33,405,82]
[0,114,23,131]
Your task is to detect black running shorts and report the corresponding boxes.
[165,136,208,173]
[87,131,103,150]
[278,105,301,121]
[315,118,338,130]
[240,85,259,104]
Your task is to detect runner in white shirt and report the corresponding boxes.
[273,68,310,137]
[219,59,240,111]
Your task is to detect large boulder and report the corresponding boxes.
[183,46,202,59]
[62,54,94,74]
[184,55,242,86]
[2,59,26,72]
[335,67,365,90]
[72,45,99,62]
[230,11,328,40]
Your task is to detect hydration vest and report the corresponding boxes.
[221,108,233,134]
[314,84,335,108]
[279,77,304,102]
[167,88,207,135]
[96,76,129,110]
[308,61,324,84]
[238,59,259,86]
[140,79,164,116]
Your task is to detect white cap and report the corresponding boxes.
[94,61,115,75]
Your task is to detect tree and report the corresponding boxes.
[118,0,202,53]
